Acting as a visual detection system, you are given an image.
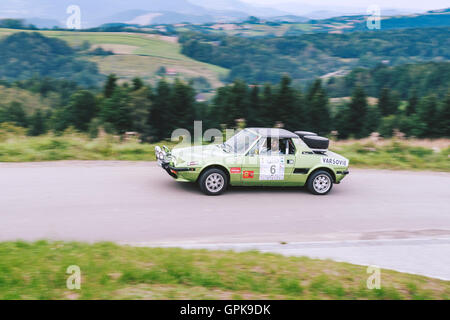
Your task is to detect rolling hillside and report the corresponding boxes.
[180,26,450,83]
[0,29,228,88]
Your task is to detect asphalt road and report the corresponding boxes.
[1,161,450,278]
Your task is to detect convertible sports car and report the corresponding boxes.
[155,128,349,196]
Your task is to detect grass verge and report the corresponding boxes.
[0,128,448,171]
[0,128,176,162]
[331,140,450,172]
[0,241,449,300]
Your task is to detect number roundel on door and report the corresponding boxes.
[260,156,285,181]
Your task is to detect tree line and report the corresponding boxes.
[326,62,450,99]
[0,19,38,30]
[1,74,449,141]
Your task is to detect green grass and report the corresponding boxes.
[0,241,448,300]
[0,127,448,171]
[0,128,177,162]
[331,141,450,172]
[0,28,228,88]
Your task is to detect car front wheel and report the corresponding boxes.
[199,168,228,196]
[307,170,333,195]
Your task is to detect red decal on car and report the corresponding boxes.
[243,171,254,179]
[230,167,241,174]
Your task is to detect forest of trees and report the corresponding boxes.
[326,62,450,99]
[180,27,450,84]
[0,32,104,87]
[1,74,449,141]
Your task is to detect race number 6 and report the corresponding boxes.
[270,165,276,175]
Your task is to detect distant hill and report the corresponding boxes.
[379,11,450,30]
[268,15,310,23]
[0,32,103,86]
[188,0,287,17]
[0,0,283,27]
[95,7,450,32]
[24,18,62,29]
[1,0,448,28]
[180,26,450,83]
[117,7,450,38]
[314,8,450,33]
[106,10,223,26]
[0,29,229,88]
[427,8,450,14]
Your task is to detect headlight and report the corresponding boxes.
[155,146,162,160]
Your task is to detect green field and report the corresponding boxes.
[1,241,448,300]
[0,28,228,87]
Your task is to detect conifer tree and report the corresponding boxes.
[348,86,368,138]
[104,74,118,98]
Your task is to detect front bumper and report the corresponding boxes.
[158,160,196,179]
[335,170,350,184]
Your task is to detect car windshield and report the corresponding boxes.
[223,130,259,154]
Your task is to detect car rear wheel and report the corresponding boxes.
[199,168,228,196]
[307,170,333,195]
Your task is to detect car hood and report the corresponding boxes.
[171,144,226,165]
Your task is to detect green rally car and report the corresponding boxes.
[155,128,349,196]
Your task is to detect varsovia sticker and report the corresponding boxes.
[321,157,348,167]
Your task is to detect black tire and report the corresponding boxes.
[199,168,228,196]
[307,170,334,195]
[303,136,330,150]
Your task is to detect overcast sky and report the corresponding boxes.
[241,0,449,11]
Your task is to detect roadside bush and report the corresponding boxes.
[0,123,27,142]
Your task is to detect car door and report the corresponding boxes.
[281,138,297,185]
[240,138,263,185]
[241,137,296,186]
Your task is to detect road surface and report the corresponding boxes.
[1,161,450,279]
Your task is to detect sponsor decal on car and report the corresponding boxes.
[243,171,255,179]
[321,157,349,167]
[230,167,242,174]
